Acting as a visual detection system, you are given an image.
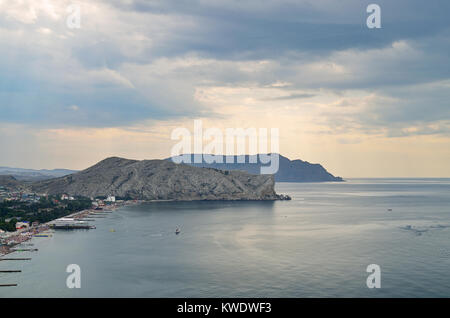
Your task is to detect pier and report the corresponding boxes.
[11,248,38,252]
[0,270,21,273]
[0,203,121,292]
[0,202,120,288]
[50,224,95,229]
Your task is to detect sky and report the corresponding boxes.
[0,0,449,177]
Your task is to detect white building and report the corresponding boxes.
[105,195,116,203]
[16,222,30,230]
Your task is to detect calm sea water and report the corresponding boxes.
[1,179,450,297]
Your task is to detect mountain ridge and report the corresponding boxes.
[167,154,344,182]
[29,157,288,201]
[0,166,77,181]
[0,154,342,183]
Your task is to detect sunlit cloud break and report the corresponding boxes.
[0,0,449,177]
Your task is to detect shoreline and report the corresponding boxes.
[0,200,141,257]
[0,196,290,257]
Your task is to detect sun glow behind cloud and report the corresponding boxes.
[0,0,449,177]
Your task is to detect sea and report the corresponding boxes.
[1,178,450,297]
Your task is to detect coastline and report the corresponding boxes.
[0,195,290,257]
[0,200,141,257]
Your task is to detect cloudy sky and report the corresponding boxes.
[1,0,449,177]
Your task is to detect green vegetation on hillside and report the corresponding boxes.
[0,196,91,232]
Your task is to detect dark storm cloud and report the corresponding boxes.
[0,0,449,132]
[103,0,450,58]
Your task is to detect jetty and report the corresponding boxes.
[0,203,120,289]
[50,224,95,229]
[0,270,21,273]
[11,248,38,252]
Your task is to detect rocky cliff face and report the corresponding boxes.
[31,157,287,201]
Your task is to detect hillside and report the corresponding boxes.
[31,157,289,201]
[0,175,26,191]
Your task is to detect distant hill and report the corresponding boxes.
[0,175,26,191]
[31,157,289,201]
[0,167,77,181]
[168,154,344,182]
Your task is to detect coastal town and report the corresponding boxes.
[0,189,131,257]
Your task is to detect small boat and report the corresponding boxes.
[175,228,180,235]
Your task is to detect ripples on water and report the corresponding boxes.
[1,178,449,297]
